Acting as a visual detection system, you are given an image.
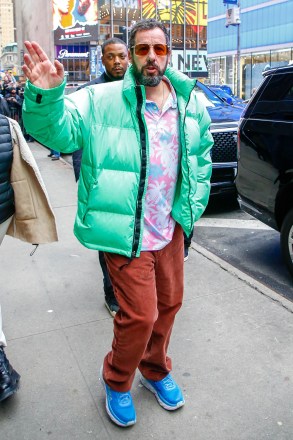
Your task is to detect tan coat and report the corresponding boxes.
[6,118,58,244]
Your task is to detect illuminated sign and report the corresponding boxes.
[142,0,207,26]
[53,0,99,43]
[114,0,139,6]
[56,45,89,59]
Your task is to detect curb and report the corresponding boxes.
[192,242,293,314]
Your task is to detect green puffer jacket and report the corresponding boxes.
[23,65,213,257]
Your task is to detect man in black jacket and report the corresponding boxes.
[0,114,20,401]
[72,37,129,318]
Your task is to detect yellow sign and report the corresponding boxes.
[142,0,207,26]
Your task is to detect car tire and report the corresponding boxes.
[280,208,293,278]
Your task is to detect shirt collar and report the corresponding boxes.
[145,76,177,109]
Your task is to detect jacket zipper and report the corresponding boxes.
[181,91,194,233]
[131,86,148,258]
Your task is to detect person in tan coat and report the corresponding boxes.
[0,113,57,401]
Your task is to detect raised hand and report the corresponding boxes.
[23,41,64,89]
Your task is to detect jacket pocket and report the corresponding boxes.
[82,180,98,223]
[11,179,36,220]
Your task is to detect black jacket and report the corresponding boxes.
[72,72,116,181]
[0,96,11,117]
[0,114,14,224]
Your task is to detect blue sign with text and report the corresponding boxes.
[223,0,238,4]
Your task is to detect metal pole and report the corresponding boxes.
[236,0,241,96]
[197,0,199,73]
[110,0,114,38]
[169,0,172,52]
[126,2,128,46]
[183,0,186,73]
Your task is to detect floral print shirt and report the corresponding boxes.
[142,78,180,251]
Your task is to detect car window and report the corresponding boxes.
[194,88,216,108]
[250,73,293,121]
[194,83,224,108]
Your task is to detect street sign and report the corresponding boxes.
[225,7,241,26]
[223,0,238,4]
[89,47,97,76]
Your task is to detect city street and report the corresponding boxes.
[2,1,293,438]
[194,196,293,302]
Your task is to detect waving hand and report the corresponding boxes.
[23,41,64,89]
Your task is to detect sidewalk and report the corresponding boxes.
[1,142,292,440]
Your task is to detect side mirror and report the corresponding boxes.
[224,96,233,105]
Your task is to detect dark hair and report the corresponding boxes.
[128,19,170,52]
[102,37,127,55]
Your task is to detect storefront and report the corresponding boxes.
[208,46,293,100]
[55,44,90,82]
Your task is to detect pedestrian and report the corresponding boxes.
[5,87,22,122]
[22,18,213,427]
[47,149,61,160]
[0,113,58,402]
[0,93,10,117]
[73,37,129,317]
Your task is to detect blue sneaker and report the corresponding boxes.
[140,373,185,411]
[100,367,136,427]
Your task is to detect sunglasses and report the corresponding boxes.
[132,43,169,57]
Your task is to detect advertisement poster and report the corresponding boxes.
[142,0,207,27]
[53,0,99,44]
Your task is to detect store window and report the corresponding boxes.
[56,44,90,82]
[271,49,292,68]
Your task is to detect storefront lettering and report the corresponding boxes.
[171,50,208,73]
[58,49,89,59]
[114,0,138,8]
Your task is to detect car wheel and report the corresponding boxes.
[280,208,293,278]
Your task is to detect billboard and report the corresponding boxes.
[53,0,99,43]
[142,0,207,26]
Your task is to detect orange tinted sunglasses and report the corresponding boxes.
[132,43,169,56]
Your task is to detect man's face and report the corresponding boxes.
[101,44,129,80]
[129,28,170,87]
[54,0,70,14]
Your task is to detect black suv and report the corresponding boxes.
[236,65,293,277]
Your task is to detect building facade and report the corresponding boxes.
[0,41,17,72]
[207,0,293,99]
[0,0,14,51]
[14,0,55,77]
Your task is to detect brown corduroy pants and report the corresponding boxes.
[103,224,184,392]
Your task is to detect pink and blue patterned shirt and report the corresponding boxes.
[142,78,180,251]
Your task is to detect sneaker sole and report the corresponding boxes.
[99,367,136,427]
[104,302,117,318]
[140,375,185,411]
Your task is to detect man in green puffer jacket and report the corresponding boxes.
[22,19,213,428]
